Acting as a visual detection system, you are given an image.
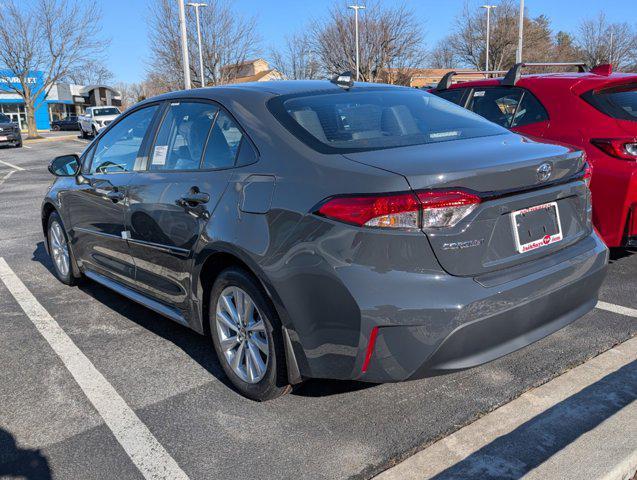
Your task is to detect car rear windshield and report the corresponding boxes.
[93,108,120,116]
[583,83,637,121]
[268,88,507,153]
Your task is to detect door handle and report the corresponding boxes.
[178,192,210,206]
[107,190,125,202]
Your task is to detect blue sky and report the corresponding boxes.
[103,0,630,84]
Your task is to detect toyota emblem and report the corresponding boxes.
[537,163,552,182]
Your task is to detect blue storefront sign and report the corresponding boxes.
[0,70,51,130]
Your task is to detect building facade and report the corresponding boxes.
[222,59,284,84]
[0,70,121,131]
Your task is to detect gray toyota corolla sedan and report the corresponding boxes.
[42,79,608,400]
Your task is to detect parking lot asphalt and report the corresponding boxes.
[0,139,635,480]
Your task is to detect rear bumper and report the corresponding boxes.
[354,233,608,383]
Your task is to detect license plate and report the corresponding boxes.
[0,136,7,141]
[511,202,563,253]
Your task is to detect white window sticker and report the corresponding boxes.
[473,90,486,97]
[152,145,168,165]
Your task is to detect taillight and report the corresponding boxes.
[316,189,481,230]
[591,138,637,160]
[583,163,593,188]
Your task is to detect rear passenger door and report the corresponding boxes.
[125,100,250,310]
[466,87,550,137]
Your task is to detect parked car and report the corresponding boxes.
[431,62,637,248]
[79,106,120,138]
[51,116,80,131]
[42,78,608,400]
[0,113,22,148]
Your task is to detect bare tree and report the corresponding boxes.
[113,82,148,111]
[428,39,457,69]
[147,0,260,88]
[0,0,106,138]
[576,12,637,70]
[67,59,115,86]
[448,0,555,71]
[310,1,427,83]
[269,32,323,80]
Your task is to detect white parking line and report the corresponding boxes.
[0,170,16,188]
[22,144,31,149]
[0,159,25,171]
[0,258,189,480]
[596,301,637,318]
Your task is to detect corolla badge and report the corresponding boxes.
[537,163,552,182]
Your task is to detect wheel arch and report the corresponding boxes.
[193,244,304,384]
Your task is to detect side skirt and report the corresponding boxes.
[84,269,190,328]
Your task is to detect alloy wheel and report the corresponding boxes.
[215,286,269,384]
[49,221,70,278]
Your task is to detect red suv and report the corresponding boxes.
[432,62,637,248]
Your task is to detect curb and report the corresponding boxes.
[24,134,83,144]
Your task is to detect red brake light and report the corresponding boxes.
[316,189,481,229]
[317,192,420,228]
[591,138,637,160]
[583,163,593,188]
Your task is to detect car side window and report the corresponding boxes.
[201,111,243,170]
[236,137,258,167]
[467,88,524,128]
[149,101,218,171]
[511,91,549,127]
[435,88,466,106]
[90,105,158,174]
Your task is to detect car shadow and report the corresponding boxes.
[0,428,52,479]
[609,246,636,263]
[32,242,232,390]
[33,241,374,398]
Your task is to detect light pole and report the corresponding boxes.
[481,5,497,72]
[348,5,365,81]
[187,2,207,87]
[516,0,524,63]
[178,0,191,89]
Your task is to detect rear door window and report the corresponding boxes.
[201,111,243,170]
[149,101,218,171]
[467,87,548,128]
[434,88,467,106]
[583,84,637,121]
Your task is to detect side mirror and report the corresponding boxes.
[48,154,80,177]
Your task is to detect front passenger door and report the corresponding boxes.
[67,104,159,286]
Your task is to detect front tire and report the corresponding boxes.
[47,212,80,286]
[209,267,291,401]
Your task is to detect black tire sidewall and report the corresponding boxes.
[209,267,290,401]
[47,212,77,286]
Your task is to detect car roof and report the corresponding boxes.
[443,71,637,94]
[138,80,415,107]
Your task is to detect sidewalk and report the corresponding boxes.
[376,335,637,480]
[23,131,84,143]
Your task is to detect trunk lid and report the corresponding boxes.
[343,133,590,277]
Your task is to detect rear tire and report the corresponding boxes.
[91,126,97,138]
[47,212,81,286]
[209,267,291,401]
